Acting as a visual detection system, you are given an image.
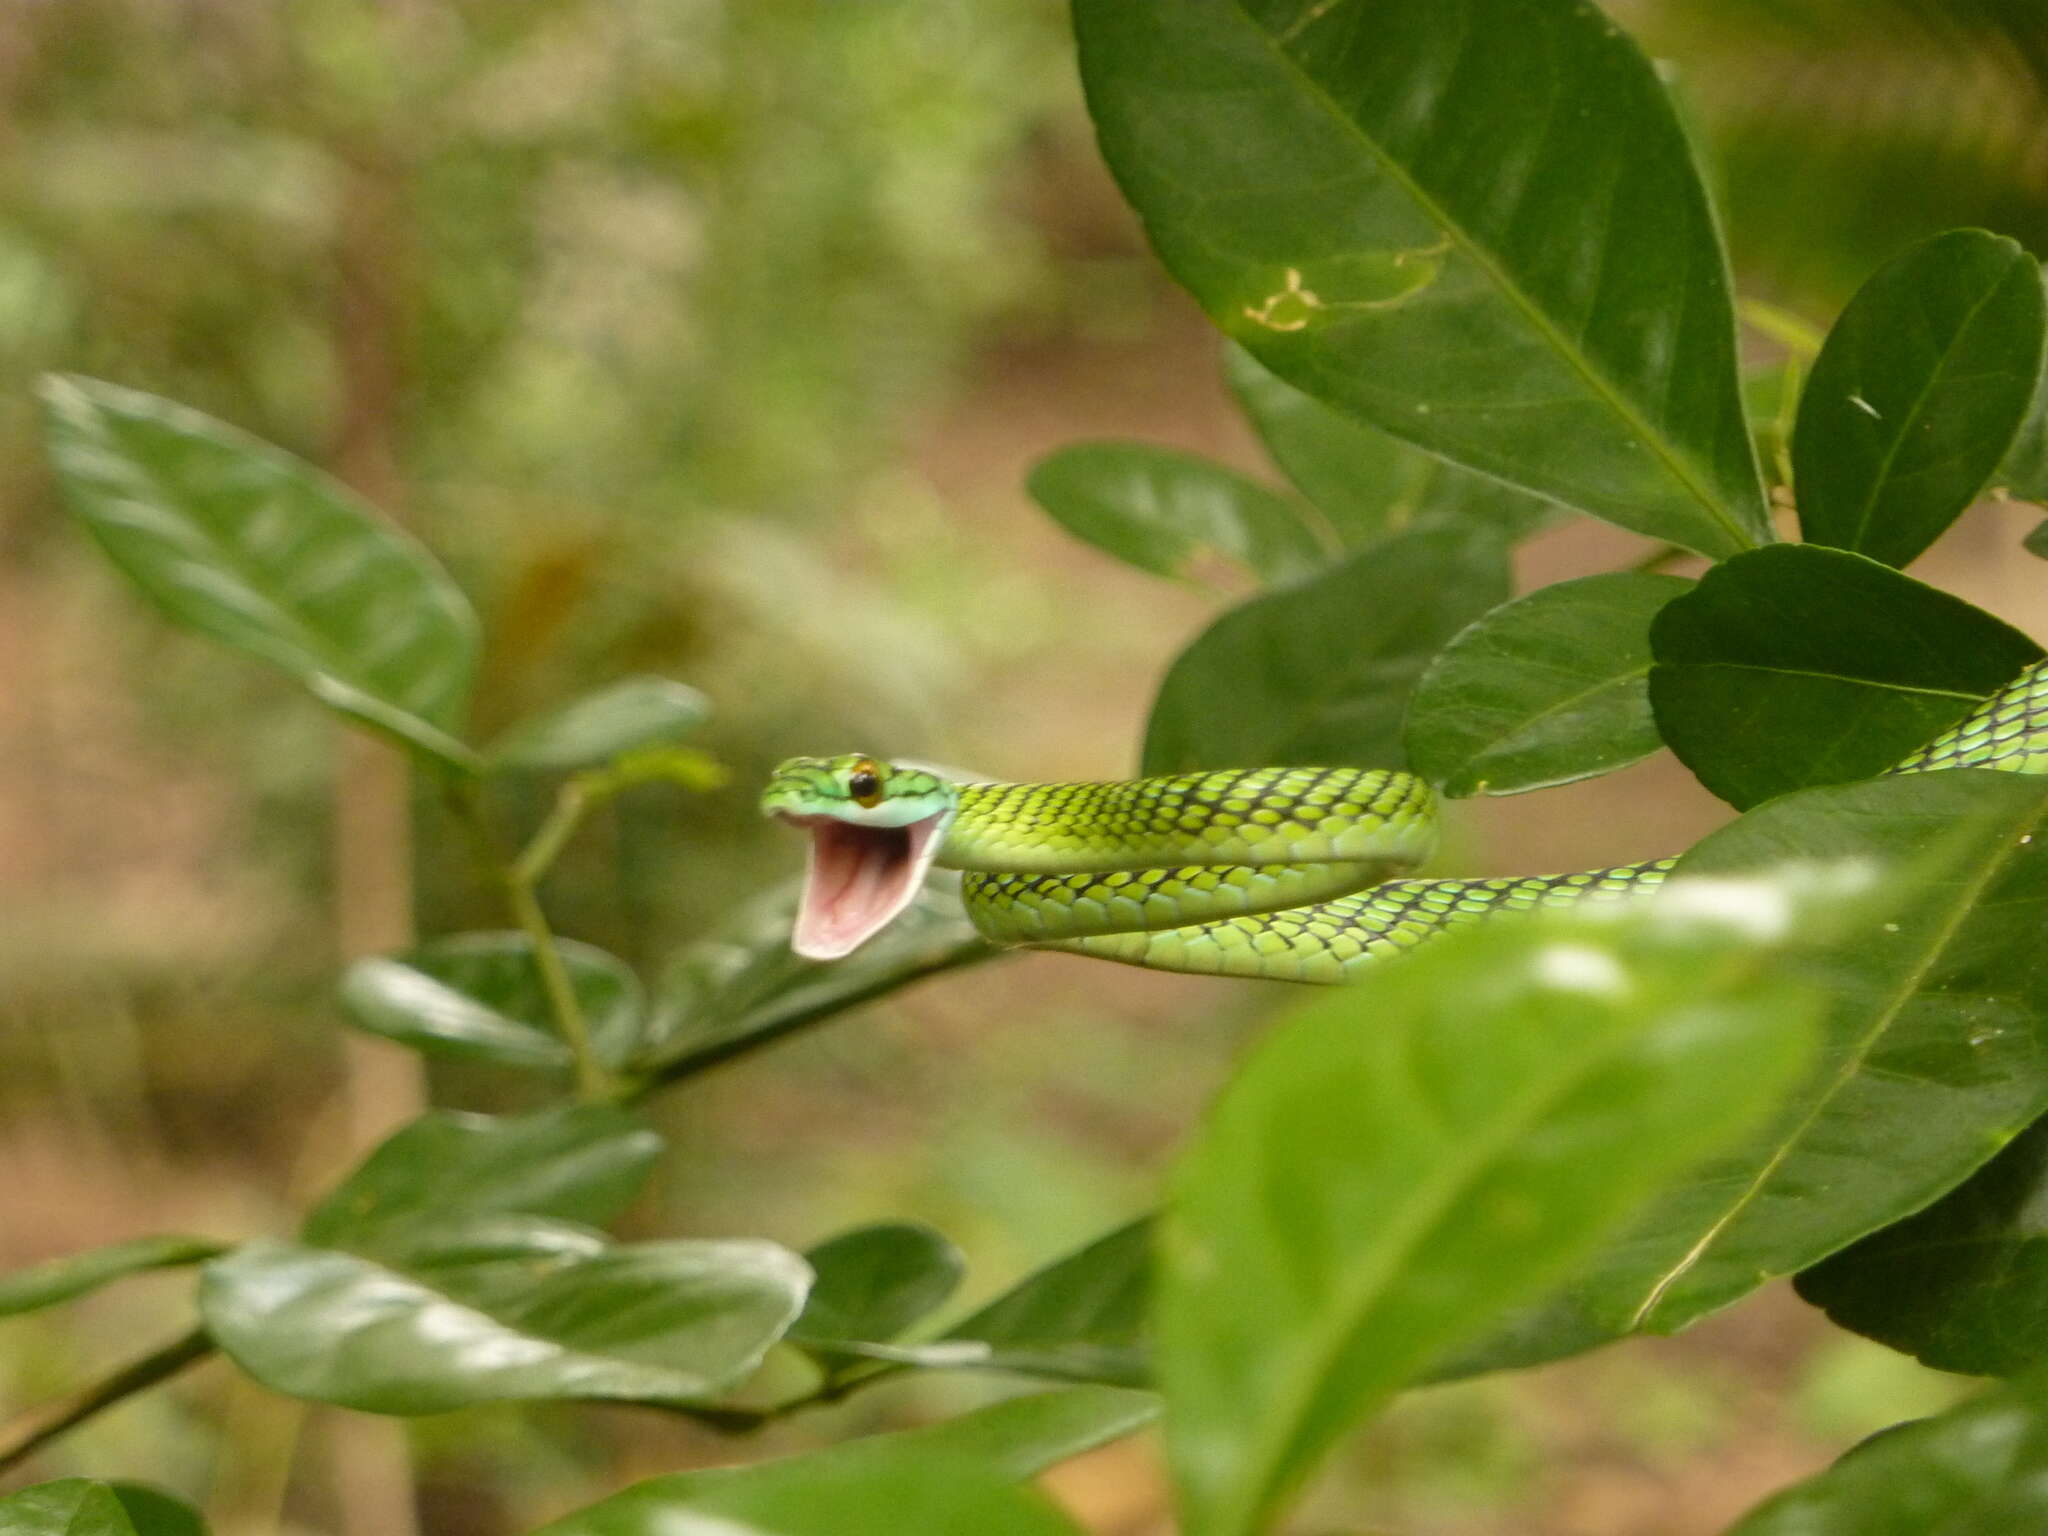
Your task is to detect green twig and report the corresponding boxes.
[1739,297,1826,359]
[0,1327,215,1474]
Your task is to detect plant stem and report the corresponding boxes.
[513,780,593,889]
[0,1326,214,1474]
[443,777,610,1101]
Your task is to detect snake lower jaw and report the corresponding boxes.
[781,810,947,960]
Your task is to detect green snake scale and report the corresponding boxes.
[763,657,2048,983]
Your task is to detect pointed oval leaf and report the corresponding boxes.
[535,1386,1157,1536]
[39,375,480,770]
[0,1481,141,1536]
[1142,521,1509,774]
[339,933,644,1072]
[1026,441,1326,584]
[200,1227,810,1415]
[303,1104,663,1254]
[936,1219,1152,1387]
[486,676,711,774]
[1649,544,2041,808]
[1408,572,1692,798]
[0,1234,225,1317]
[1161,894,1821,1536]
[1795,229,2046,568]
[640,875,991,1085]
[1797,1114,2048,1377]
[1075,0,1768,555]
[1726,1381,2048,1535]
[792,1222,966,1353]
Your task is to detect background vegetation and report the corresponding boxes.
[5,2,2048,1532]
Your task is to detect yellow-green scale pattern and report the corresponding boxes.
[994,658,2048,983]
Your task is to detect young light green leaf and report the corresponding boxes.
[39,375,481,771]
[640,874,991,1086]
[1142,522,1509,775]
[1161,894,1821,1536]
[1222,343,1434,546]
[486,676,711,774]
[535,1386,1156,1536]
[303,1104,662,1255]
[0,1235,225,1317]
[1026,441,1326,584]
[792,1222,966,1356]
[1725,1379,2048,1535]
[339,933,645,1071]
[1650,544,2041,808]
[1407,572,1692,798]
[1075,0,1768,555]
[1796,229,2046,568]
[201,1225,810,1415]
[0,1481,142,1536]
[1797,1115,2048,1377]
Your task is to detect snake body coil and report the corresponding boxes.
[762,658,2048,983]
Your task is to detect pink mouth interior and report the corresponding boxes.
[787,814,942,960]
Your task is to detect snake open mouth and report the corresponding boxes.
[783,813,945,960]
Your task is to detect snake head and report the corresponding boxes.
[760,754,958,960]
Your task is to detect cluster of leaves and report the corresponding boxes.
[14,2,2048,1535]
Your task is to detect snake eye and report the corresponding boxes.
[847,759,884,807]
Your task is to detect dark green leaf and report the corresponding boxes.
[1141,522,1509,775]
[793,1222,965,1353]
[535,1386,1157,1536]
[1999,265,2048,504]
[107,1486,208,1536]
[201,1225,810,1415]
[0,1481,140,1536]
[39,375,480,770]
[1649,544,2041,808]
[1405,460,1567,543]
[1161,892,1822,1536]
[1026,441,1325,584]
[486,676,711,774]
[303,1104,662,1255]
[338,933,644,1072]
[1407,572,1692,798]
[1726,1379,2048,1535]
[1075,0,1768,555]
[1795,229,2046,568]
[639,875,991,1085]
[0,1235,225,1317]
[2026,519,2048,561]
[939,1220,1151,1387]
[1798,1114,2048,1377]
[1222,343,1434,545]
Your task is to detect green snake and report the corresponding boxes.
[761,659,2048,984]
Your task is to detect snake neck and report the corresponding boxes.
[935,765,1439,875]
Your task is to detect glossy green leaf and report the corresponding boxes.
[1405,459,1566,543]
[1795,229,2046,568]
[536,1386,1157,1536]
[1141,522,1509,775]
[792,1222,965,1355]
[639,875,991,1086]
[1026,441,1325,584]
[201,1224,810,1415]
[1407,572,1692,798]
[0,1481,140,1536]
[1726,1380,2048,1535]
[1075,0,1768,556]
[1798,1114,2048,1376]
[338,933,645,1071]
[303,1104,662,1254]
[107,1487,208,1536]
[2000,266,2048,504]
[1553,771,2048,1338]
[486,676,711,774]
[1161,892,1822,1536]
[1650,544,2041,808]
[0,1235,225,1317]
[938,1220,1151,1387]
[1222,343,1434,545]
[39,375,480,770]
